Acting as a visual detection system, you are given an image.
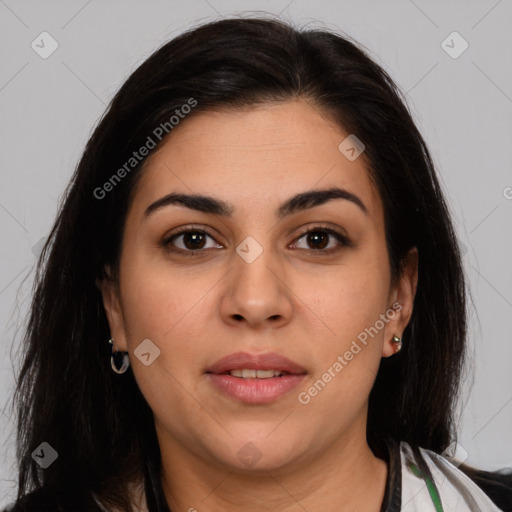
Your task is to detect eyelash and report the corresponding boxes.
[162,224,352,257]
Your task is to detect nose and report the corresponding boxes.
[220,240,293,330]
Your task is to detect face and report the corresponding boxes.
[101,100,417,475]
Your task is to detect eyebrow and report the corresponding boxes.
[143,187,367,219]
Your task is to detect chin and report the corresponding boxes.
[212,435,306,474]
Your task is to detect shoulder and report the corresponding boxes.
[1,487,105,512]
[400,441,512,511]
[456,461,512,511]
[0,488,62,512]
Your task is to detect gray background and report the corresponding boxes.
[1,0,511,505]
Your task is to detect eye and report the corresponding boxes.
[163,226,222,255]
[162,224,351,256]
[291,225,351,253]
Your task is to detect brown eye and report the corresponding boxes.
[292,227,350,253]
[163,227,222,255]
[304,232,329,249]
[179,232,207,250]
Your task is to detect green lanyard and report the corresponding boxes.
[409,463,445,512]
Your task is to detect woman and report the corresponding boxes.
[3,17,511,512]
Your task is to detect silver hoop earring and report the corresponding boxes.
[108,338,130,374]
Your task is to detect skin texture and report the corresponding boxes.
[101,100,418,511]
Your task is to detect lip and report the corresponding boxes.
[205,352,307,404]
[205,351,307,375]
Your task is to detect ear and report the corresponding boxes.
[97,266,128,352]
[382,247,418,358]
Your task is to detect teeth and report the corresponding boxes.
[229,369,283,378]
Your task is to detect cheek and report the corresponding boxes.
[296,250,391,345]
[119,237,207,338]
[119,267,209,425]
[118,251,226,400]
[293,250,390,411]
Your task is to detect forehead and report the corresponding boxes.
[129,100,382,221]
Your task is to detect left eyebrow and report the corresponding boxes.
[143,186,368,219]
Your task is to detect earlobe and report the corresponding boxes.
[382,247,418,358]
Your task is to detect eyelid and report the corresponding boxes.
[294,223,349,241]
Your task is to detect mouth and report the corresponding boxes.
[220,369,291,378]
[205,352,307,404]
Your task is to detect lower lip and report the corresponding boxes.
[206,373,306,404]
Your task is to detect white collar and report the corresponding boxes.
[399,441,502,511]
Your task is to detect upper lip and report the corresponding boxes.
[205,352,307,375]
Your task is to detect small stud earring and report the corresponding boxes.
[391,335,402,354]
